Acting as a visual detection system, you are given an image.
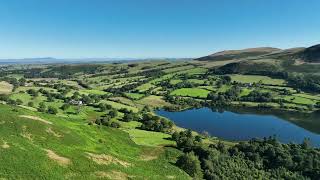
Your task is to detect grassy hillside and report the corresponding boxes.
[196,47,280,61]
[0,104,189,179]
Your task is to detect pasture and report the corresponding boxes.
[171,88,210,98]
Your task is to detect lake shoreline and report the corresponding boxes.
[156,107,320,147]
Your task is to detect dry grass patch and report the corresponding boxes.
[86,152,131,167]
[0,81,13,94]
[20,126,33,141]
[140,147,163,161]
[167,175,176,179]
[45,149,71,166]
[1,140,9,149]
[95,170,128,179]
[19,115,52,125]
[46,127,62,138]
[137,95,172,108]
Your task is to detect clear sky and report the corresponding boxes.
[0,0,320,59]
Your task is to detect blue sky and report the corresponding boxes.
[0,0,319,59]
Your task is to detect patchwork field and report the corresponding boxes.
[0,60,319,179]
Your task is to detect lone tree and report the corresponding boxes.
[15,99,23,105]
[60,103,70,111]
[28,102,34,107]
[38,102,46,112]
[47,106,58,115]
[176,151,203,179]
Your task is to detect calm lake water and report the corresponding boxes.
[156,107,320,147]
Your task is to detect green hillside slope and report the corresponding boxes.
[0,104,189,180]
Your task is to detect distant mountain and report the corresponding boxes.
[196,47,281,61]
[297,44,320,63]
[196,44,320,63]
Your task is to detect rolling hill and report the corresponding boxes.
[298,44,320,63]
[196,47,281,61]
[197,44,320,63]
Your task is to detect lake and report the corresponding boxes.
[156,107,320,147]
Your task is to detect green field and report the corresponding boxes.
[230,74,286,85]
[79,89,110,95]
[125,129,175,147]
[137,95,172,108]
[100,100,139,112]
[171,88,210,98]
[283,95,316,105]
[162,65,195,73]
[124,93,145,100]
[136,83,155,92]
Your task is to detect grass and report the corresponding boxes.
[100,100,139,112]
[230,74,286,85]
[198,86,215,91]
[162,65,195,73]
[183,67,208,75]
[14,86,57,93]
[0,81,13,94]
[170,88,210,98]
[124,93,145,100]
[217,85,231,93]
[294,93,320,101]
[137,95,172,108]
[125,129,175,147]
[58,80,82,88]
[10,93,47,106]
[283,95,316,105]
[0,104,189,179]
[186,79,205,84]
[136,83,155,92]
[79,89,110,95]
[240,88,252,97]
[170,79,183,85]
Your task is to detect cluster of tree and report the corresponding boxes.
[93,115,120,128]
[37,102,58,114]
[105,80,148,94]
[207,85,242,105]
[288,74,320,93]
[139,113,174,132]
[158,79,200,90]
[91,67,129,78]
[76,80,91,89]
[23,65,102,79]
[137,67,167,77]
[0,77,26,90]
[97,103,113,112]
[122,111,139,122]
[173,130,320,179]
[164,95,203,110]
[241,90,273,102]
[32,89,108,107]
